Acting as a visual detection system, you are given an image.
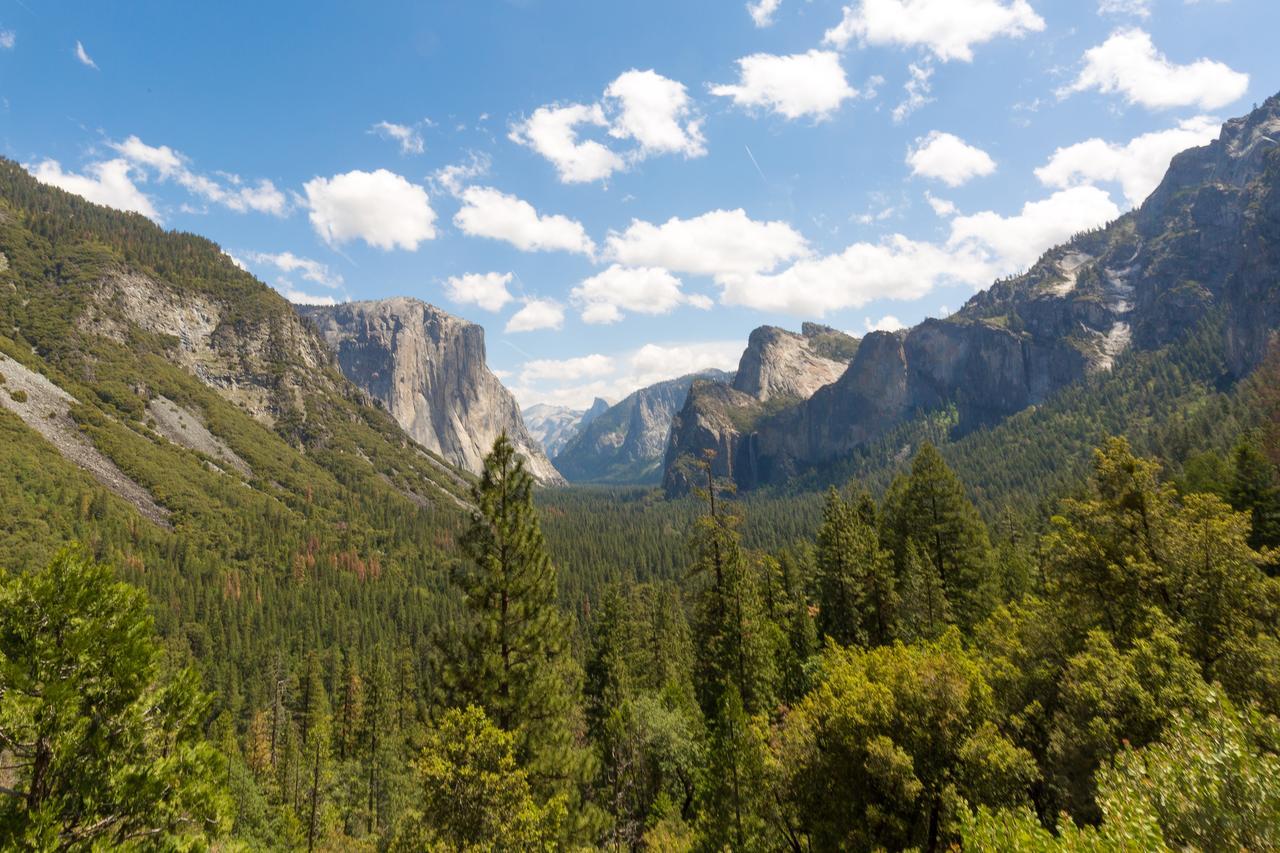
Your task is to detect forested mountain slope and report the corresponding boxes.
[665,94,1280,495]
[0,156,476,719]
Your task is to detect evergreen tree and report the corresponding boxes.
[0,546,227,848]
[815,487,897,647]
[438,434,587,797]
[1228,435,1280,560]
[696,685,771,853]
[688,452,777,719]
[883,443,994,629]
[898,540,952,642]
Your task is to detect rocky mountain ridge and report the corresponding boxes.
[664,95,1280,495]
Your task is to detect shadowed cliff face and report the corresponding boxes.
[301,298,564,485]
[664,95,1280,496]
[553,371,733,484]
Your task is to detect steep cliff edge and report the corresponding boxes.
[554,370,732,484]
[301,298,563,485]
[665,95,1280,495]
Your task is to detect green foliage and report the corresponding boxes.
[815,488,897,647]
[389,706,564,852]
[0,546,227,849]
[774,632,1037,852]
[437,435,589,803]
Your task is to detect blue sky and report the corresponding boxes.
[2,0,1277,408]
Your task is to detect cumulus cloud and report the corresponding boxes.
[748,0,783,27]
[606,209,809,278]
[1035,115,1220,206]
[74,40,97,69]
[716,186,1120,316]
[27,158,157,219]
[947,185,1121,273]
[0,30,14,49]
[510,103,624,183]
[604,69,706,158]
[371,121,425,155]
[242,251,343,288]
[304,169,436,250]
[571,265,711,324]
[906,132,997,187]
[1060,29,1249,110]
[711,50,857,120]
[865,315,906,332]
[444,272,514,312]
[276,283,338,306]
[823,0,1045,62]
[892,62,935,123]
[109,135,288,215]
[510,341,744,408]
[718,235,990,316]
[432,152,491,195]
[512,70,706,183]
[520,354,616,384]
[505,298,565,333]
[454,186,595,255]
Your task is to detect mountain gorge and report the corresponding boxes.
[523,397,608,459]
[664,95,1280,495]
[552,369,733,483]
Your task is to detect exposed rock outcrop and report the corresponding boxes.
[731,324,853,403]
[302,298,563,484]
[554,370,732,484]
[664,95,1280,495]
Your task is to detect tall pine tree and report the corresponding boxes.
[438,434,588,798]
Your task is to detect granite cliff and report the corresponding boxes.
[665,96,1280,495]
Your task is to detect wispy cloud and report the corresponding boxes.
[74,40,97,69]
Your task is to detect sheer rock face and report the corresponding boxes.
[731,325,850,403]
[665,95,1280,495]
[554,371,732,484]
[301,298,563,485]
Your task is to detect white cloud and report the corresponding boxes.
[506,298,565,333]
[510,340,743,408]
[925,192,957,217]
[371,121,425,155]
[892,62,934,123]
[947,185,1121,273]
[243,251,343,288]
[865,315,906,332]
[303,169,436,251]
[277,284,338,306]
[571,265,710,324]
[509,103,625,184]
[718,235,990,316]
[454,186,595,255]
[512,70,705,183]
[109,135,288,216]
[1035,115,1220,206]
[606,209,809,278]
[907,131,997,187]
[74,40,97,69]
[604,69,706,158]
[445,272,514,312]
[824,0,1045,62]
[520,354,616,383]
[432,152,491,195]
[27,158,157,219]
[748,0,783,27]
[0,30,15,49]
[711,50,857,120]
[1060,29,1249,110]
[1098,0,1151,17]
[717,186,1121,316]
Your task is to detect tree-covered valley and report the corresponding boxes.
[2,50,1280,853]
